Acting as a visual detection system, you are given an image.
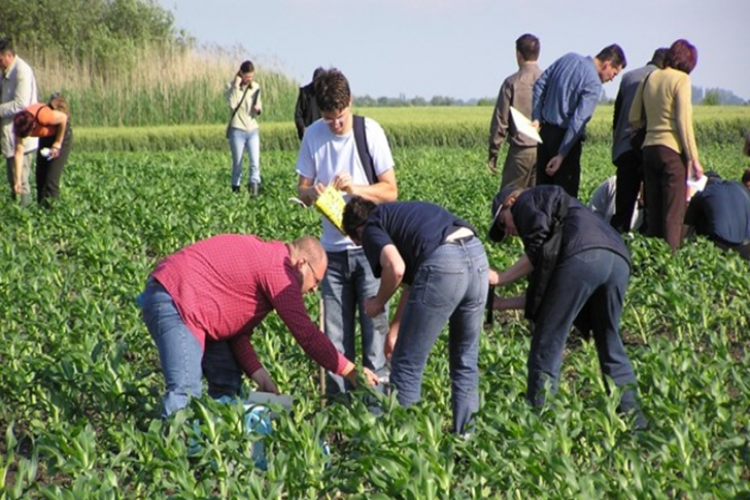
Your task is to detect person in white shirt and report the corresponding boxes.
[295,68,398,399]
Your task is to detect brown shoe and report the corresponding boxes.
[249,183,260,197]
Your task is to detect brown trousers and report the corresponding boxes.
[642,145,687,252]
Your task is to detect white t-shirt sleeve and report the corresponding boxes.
[364,118,395,178]
[295,134,316,181]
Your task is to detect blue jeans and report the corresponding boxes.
[390,237,489,434]
[228,127,260,187]
[527,249,643,420]
[140,279,243,418]
[322,248,389,396]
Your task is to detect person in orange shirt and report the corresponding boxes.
[12,94,72,207]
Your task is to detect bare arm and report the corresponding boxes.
[12,134,24,193]
[48,111,68,158]
[364,244,404,317]
[333,168,398,203]
[494,253,534,286]
[296,175,325,206]
[384,287,408,359]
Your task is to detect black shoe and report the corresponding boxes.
[232,185,241,193]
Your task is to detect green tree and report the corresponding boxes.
[1,0,189,72]
[702,89,721,106]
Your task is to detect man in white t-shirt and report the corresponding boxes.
[296,68,398,398]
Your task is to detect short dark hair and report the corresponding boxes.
[314,68,351,113]
[596,44,627,69]
[342,196,376,240]
[239,60,255,74]
[516,34,540,62]
[664,39,697,74]
[13,110,35,138]
[650,48,669,69]
[0,38,13,55]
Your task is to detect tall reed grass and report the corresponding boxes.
[28,44,299,127]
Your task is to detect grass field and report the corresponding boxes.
[0,116,749,498]
[72,105,750,153]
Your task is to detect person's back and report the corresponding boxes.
[685,179,750,247]
[487,33,541,189]
[533,44,626,199]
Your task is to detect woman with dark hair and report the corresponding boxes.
[629,39,703,252]
[226,60,263,195]
[13,94,72,206]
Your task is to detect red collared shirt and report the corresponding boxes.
[151,234,349,377]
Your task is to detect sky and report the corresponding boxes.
[157,0,749,101]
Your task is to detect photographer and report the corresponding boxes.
[226,60,263,195]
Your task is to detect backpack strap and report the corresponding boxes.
[353,115,376,185]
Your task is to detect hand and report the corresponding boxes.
[545,155,564,177]
[252,105,261,115]
[364,297,384,318]
[332,171,354,194]
[488,268,500,286]
[48,146,61,159]
[690,159,704,179]
[13,181,22,194]
[363,367,379,386]
[531,120,541,131]
[384,325,398,360]
[251,368,280,394]
[486,157,498,174]
[306,183,325,203]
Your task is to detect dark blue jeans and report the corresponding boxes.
[140,278,243,418]
[390,237,489,434]
[527,249,643,418]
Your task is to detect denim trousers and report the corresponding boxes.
[140,279,243,418]
[228,127,260,187]
[322,248,389,396]
[5,153,33,205]
[527,248,642,417]
[390,237,489,434]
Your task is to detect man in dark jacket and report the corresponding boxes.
[488,185,647,429]
[685,173,750,260]
[294,67,324,140]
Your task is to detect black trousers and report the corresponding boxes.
[611,149,644,232]
[535,124,583,199]
[37,126,72,206]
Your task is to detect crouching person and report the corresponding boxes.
[342,197,489,435]
[139,234,377,418]
[488,185,647,429]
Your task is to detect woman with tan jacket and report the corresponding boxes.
[630,39,703,252]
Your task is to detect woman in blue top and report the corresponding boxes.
[343,196,489,435]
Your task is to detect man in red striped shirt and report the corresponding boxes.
[139,234,377,417]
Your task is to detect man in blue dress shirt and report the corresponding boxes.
[532,44,627,198]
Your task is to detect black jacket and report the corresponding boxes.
[294,83,321,140]
[511,185,631,320]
